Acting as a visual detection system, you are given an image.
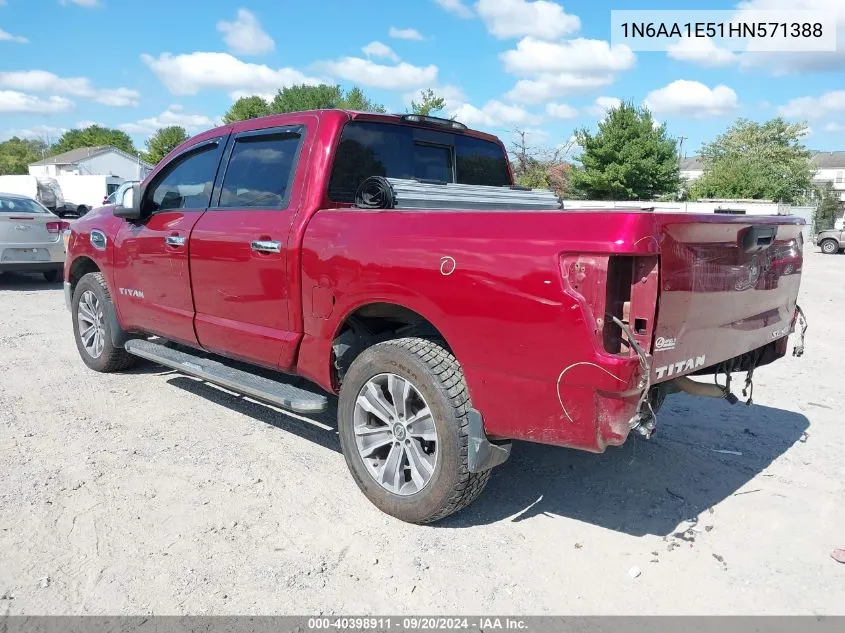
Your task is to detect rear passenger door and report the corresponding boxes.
[189,124,308,370]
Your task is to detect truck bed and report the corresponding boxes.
[299,207,804,451]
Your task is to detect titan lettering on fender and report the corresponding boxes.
[119,288,144,299]
[654,355,706,379]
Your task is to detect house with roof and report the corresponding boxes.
[811,152,845,203]
[29,146,153,181]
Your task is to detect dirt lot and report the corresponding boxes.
[0,248,843,615]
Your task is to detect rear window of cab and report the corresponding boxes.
[327,121,511,203]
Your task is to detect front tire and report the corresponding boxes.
[821,239,839,254]
[43,269,61,283]
[338,337,490,524]
[72,272,136,372]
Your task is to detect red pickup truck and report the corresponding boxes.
[63,110,807,523]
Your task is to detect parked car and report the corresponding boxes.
[62,110,807,523]
[0,193,68,282]
[103,180,139,206]
[815,227,844,254]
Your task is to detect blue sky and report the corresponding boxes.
[1,0,843,158]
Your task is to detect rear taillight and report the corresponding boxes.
[560,254,659,357]
[46,221,70,234]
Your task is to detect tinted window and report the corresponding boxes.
[455,135,512,186]
[147,143,221,212]
[0,196,52,214]
[327,121,510,202]
[218,131,302,209]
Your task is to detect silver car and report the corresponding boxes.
[0,193,68,282]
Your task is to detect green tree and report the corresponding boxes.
[52,125,136,156]
[814,181,842,231]
[690,118,813,203]
[222,95,271,123]
[0,137,51,175]
[270,83,385,114]
[340,86,386,113]
[570,101,680,200]
[223,84,386,122]
[410,89,446,116]
[143,126,189,165]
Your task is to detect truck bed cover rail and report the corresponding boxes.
[354,176,563,211]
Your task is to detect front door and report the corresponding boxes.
[113,136,227,344]
[189,123,309,369]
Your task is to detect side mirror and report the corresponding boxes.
[113,184,142,220]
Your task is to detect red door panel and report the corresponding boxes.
[113,212,202,344]
[111,133,228,345]
[189,123,309,370]
[190,210,298,367]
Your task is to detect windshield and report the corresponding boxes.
[0,196,53,214]
[328,121,511,202]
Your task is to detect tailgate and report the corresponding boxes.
[650,214,803,382]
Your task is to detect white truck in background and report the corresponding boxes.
[55,174,122,211]
[0,174,122,217]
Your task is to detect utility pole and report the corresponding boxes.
[677,136,687,161]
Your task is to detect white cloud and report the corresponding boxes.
[59,0,99,6]
[450,99,541,128]
[217,9,274,56]
[0,70,138,106]
[119,108,214,135]
[545,102,578,119]
[0,125,67,142]
[362,41,399,62]
[142,52,321,97]
[0,90,74,114]
[588,96,622,117]
[505,73,615,104]
[667,37,737,67]
[0,28,28,43]
[229,90,276,102]
[736,0,845,73]
[476,0,580,40]
[315,57,437,90]
[388,27,425,41]
[76,120,99,129]
[94,87,140,107]
[434,0,473,18]
[779,91,845,119]
[500,37,635,75]
[500,38,634,104]
[823,122,845,133]
[644,80,738,118]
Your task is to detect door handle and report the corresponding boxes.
[165,235,186,247]
[251,240,281,253]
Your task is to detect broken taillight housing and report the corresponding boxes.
[560,254,659,357]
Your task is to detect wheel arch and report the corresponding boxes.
[68,256,101,297]
[820,237,841,252]
[330,301,454,387]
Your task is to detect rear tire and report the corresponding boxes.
[72,272,136,373]
[821,239,839,254]
[43,269,61,283]
[338,337,490,524]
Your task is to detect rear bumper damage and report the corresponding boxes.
[623,303,808,441]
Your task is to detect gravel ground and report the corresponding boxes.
[0,248,843,615]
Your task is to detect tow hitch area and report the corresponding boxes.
[792,305,808,357]
[623,304,808,442]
